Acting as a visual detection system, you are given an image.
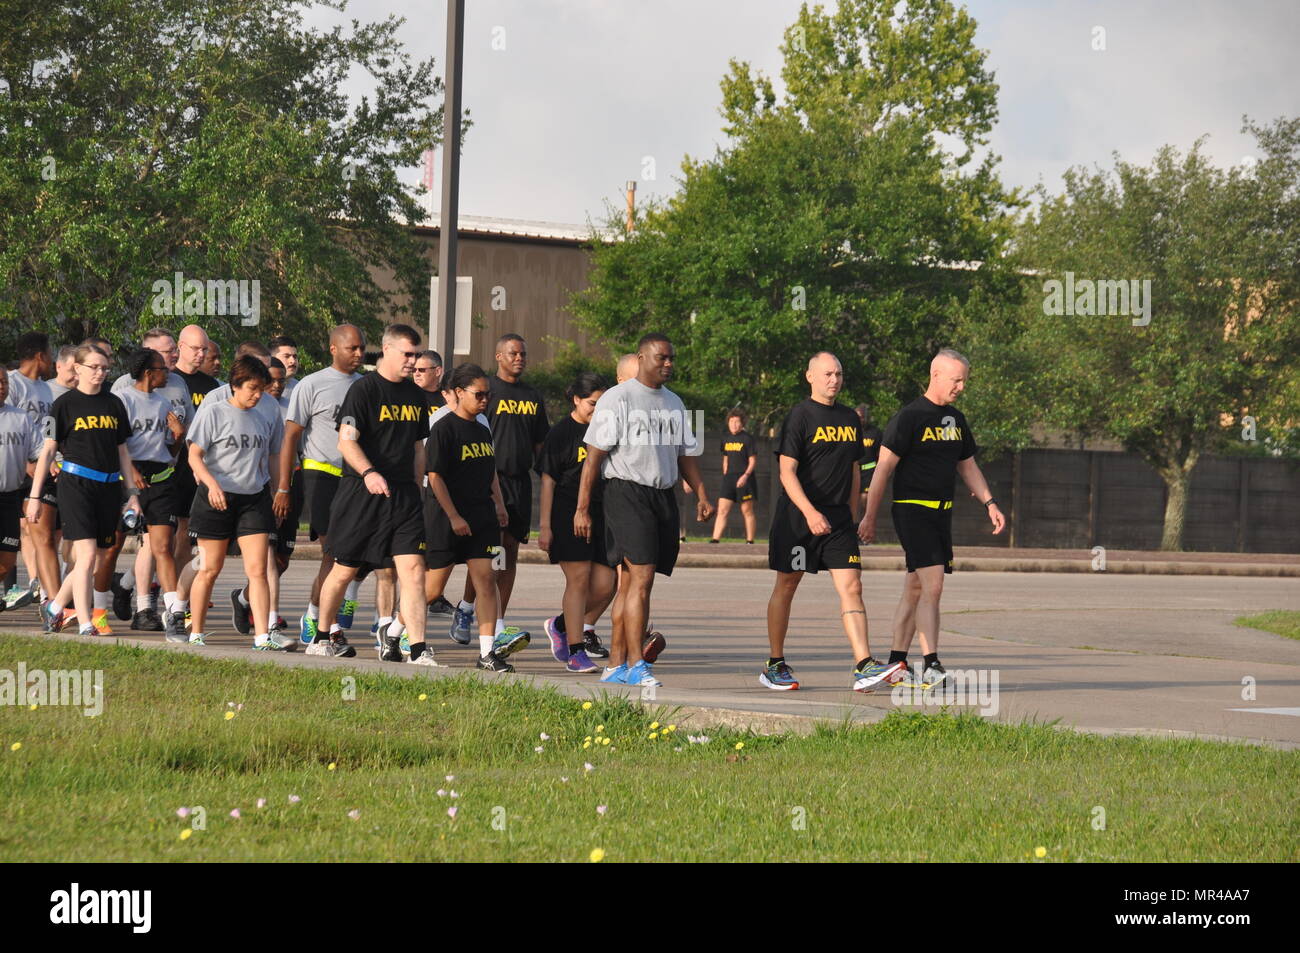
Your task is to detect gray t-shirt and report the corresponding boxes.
[113,371,191,430]
[585,379,700,489]
[7,372,53,431]
[285,367,361,469]
[47,381,73,402]
[0,404,41,493]
[191,383,283,440]
[186,397,282,494]
[282,376,298,397]
[115,385,175,464]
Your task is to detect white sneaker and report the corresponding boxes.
[408,650,439,667]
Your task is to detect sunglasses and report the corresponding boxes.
[460,388,490,401]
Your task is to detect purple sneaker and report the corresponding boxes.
[565,648,599,673]
[544,616,570,662]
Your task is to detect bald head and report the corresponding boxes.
[176,324,209,373]
[330,323,365,374]
[615,353,638,384]
[805,351,843,405]
[926,348,969,406]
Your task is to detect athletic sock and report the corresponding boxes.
[494,618,506,636]
[174,600,187,614]
[306,602,319,621]
[253,632,269,646]
[120,566,135,591]
[923,653,940,669]
[236,588,249,607]
[458,600,474,613]
[888,650,908,665]
[49,601,63,615]
[387,617,406,639]
[93,589,110,611]
[478,635,494,658]
[163,591,179,613]
[344,580,361,600]
[137,589,152,613]
[410,642,428,661]
[767,656,785,667]
[568,641,584,655]
[267,611,278,631]
[329,623,342,637]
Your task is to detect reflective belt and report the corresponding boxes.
[302,458,342,477]
[861,461,877,470]
[893,499,953,510]
[149,466,174,484]
[60,461,121,483]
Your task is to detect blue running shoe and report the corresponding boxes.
[625,660,661,688]
[337,598,358,630]
[399,630,411,657]
[598,663,628,684]
[371,620,382,651]
[299,613,319,645]
[493,625,530,658]
[544,616,569,662]
[759,660,799,691]
[449,605,473,645]
[853,658,903,693]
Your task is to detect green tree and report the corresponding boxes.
[981,118,1300,550]
[571,0,1020,431]
[0,0,457,364]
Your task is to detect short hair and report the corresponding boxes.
[16,332,50,362]
[128,348,166,381]
[267,335,297,352]
[496,333,525,351]
[229,354,271,389]
[73,343,108,365]
[81,335,112,353]
[448,362,489,391]
[637,332,671,351]
[56,344,78,363]
[382,323,421,348]
[727,408,747,424]
[566,371,609,402]
[235,340,271,360]
[141,327,175,346]
[419,349,443,368]
[935,347,969,367]
[268,357,286,372]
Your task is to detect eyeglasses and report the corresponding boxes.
[78,363,110,374]
[413,366,439,374]
[460,388,490,401]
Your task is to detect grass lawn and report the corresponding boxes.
[1,634,1296,862]
[1235,610,1300,641]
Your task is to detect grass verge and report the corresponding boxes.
[1234,610,1300,641]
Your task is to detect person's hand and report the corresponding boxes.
[495,502,508,527]
[451,514,471,536]
[988,503,1006,535]
[24,497,41,524]
[131,466,146,491]
[122,495,141,518]
[696,497,713,522]
[538,526,552,552]
[805,509,831,536]
[207,484,227,511]
[166,412,184,440]
[272,489,290,520]
[736,473,748,488]
[682,481,693,495]
[574,507,592,542]
[363,471,389,497]
[857,515,876,544]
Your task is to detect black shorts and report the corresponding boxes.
[603,478,679,576]
[768,499,860,574]
[0,490,22,552]
[327,477,424,570]
[172,466,197,521]
[301,468,340,540]
[20,473,58,509]
[892,501,954,573]
[57,471,121,547]
[189,485,274,540]
[497,471,531,542]
[131,461,178,530]
[547,493,607,565]
[424,498,501,570]
[719,472,757,504]
[273,470,304,556]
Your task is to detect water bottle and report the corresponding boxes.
[123,508,140,531]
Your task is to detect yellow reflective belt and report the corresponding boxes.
[893,499,953,510]
[150,466,174,484]
[302,458,342,477]
[861,461,877,470]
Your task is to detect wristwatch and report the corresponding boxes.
[983,497,998,508]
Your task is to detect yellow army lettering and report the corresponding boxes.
[848,555,861,564]
[577,445,587,463]
[72,415,120,430]
[495,399,538,415]
[378,404,423,422]
[723,441,745,452]
[920,425,961,441]
[460,441,494,461]
[811,425,856,443]
[863,437,875,447]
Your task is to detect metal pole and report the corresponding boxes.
[436,0,465,360]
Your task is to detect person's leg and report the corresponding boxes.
[496,532,520,616]
[617,562,656,666]
[765,571,803,659]
[606,572,627,665]
[264,540,280,629]
[584,562,616,624]
[148,525,178,599]
[425,564,453,605]
[31,503,62,602]
[710,498,732,542]
[740,499,756,543]
[911,564,945,658]
[890,571,922,654]
[374,568,395,619]
[187,539,228,636]
[310,538,334,607]
[466,559,498,656]
[394,554,426,646]
[559,561,589,659]
[92,530,125,595]
[238,534,271,640]
[318,561,359,638]
[828,568,870,663]
[130,543,155,603]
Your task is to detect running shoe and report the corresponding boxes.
[378,630,403,662]
[408,647,439,667]
[188,632,207,646]
[625,660,661,688]
[337,598,358,630]
[255,631,299,652]
[852,658,903,693]
[920,662,948,690]
[399,628,412,657]
[9,580,40,611]
[39,600,63,633]
[544,616,569,662]
[885,663,917,688]
[493,625,530,659]
[299,613,319,645]
[163,609,187,642]
[3,584,23,610]
[475,650,514,673]
[565,649,599,674]
[90,608,112,635]
[428,595,455,616]
[230,589,252,635]
[598,663,628,684]
[370,620,382,650]
[183,608,192,629]
[759,660,800,691]
[307,632,356,658]
[111,573,133,621]
[582,630,609,659]
[131,608,164,632]
[78,623,96,638]
[270,616,288,635]
[642,630,666,663]
[449,605,474,644]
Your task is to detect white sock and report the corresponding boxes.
[584,623,596,633]
[120,566,135,590]
[479,635,493,657]
[387,617,406,639]
[237,587,249,607]
[330,623,342,636]
[174,600,187,614]
[495,618,506,636]
[164,591,179,612]
[253,632,269,646]
[267,611,278,630]
[93,589,110,611]
[458,600,473,613]
[49,601,63,615]
[377,615,393,632]
[345,580,361,600]
[137,589,151,612]
[307,602,319,620]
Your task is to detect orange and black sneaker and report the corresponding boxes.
[90,608,113,635]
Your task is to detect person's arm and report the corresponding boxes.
[427,473,469,536]
[737,452,757,487]
[858,448,899,542]
[411,438,425,487]
[679,454,713,522]
[538,473,555,552]
[24,438,57,523]
[779,454,829,535]
[338,422,387,497]
[491,472,508,527]
[118,443,145,493]
[574,446,607,543]
[957,456,1006,535]
[274,420,304,518]
[188,442,227,511]
[849,463,862,522]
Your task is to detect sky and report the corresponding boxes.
[303,0,1300,226]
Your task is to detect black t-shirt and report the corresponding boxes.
[881,396,977,500]
[172,369,218,477]
[424,389,447,411]
[537,414,599,504]
[487,376,548,476]
[335,372,430,484]
[860,425,883,474]
[426,411,496,512]
[720,430,755,476]
[775,399,864,509]
[53,389,132,473]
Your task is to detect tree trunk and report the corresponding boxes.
[1157,448,1199,552]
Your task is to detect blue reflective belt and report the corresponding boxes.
[60,461,121,483]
